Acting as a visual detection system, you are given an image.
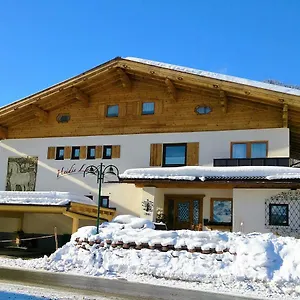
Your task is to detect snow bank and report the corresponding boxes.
[0,191,96,206]
[120,166,300,181]
[125,57,300,97]
[37,216,300,298]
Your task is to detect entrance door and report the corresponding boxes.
[164,195,203,230]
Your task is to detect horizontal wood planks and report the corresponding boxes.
[8,79,283,139]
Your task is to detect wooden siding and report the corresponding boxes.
[7,79,283,139]
[186,142,199,166]
[150,143,163,166]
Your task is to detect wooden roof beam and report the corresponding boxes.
[283,104,288,128]
[116,68,132,91]
[72,87,89,108]
[219,90,228,113]
[31,105,48,123]
[0,126,8,139]
[165,78,177,101]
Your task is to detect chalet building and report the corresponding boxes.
[1,56,300,241]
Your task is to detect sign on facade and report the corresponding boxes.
[6,157,38,191]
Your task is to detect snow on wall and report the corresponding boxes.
[125,57,300,97]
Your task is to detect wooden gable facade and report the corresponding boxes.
[0,57,299,158]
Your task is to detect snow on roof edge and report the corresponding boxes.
[125,57,300,97]
[120,166,300,181]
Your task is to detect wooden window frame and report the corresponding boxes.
[210,198,233,224]
[87,146,96,160]
[103,145,112,159]
[106,104,119,118]
[269,203,289,226]
[142,102,155,115]
[162,143,187,167]
[55,147,65,160]
[230,141,268,158]
[71,146,80,160]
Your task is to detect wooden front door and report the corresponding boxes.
[164,195,203,230]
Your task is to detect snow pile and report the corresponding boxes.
[37,216,300,297]
[125,57,300,97]
[120,166,300,181]
[0,191,96,206]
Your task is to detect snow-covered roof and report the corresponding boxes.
[0,191,96,206]
[120,166,300,182]
[125,57,300,97]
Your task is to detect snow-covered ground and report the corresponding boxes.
[1,215,300,299]
[0,281,123,299]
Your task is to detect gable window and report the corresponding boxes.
[142,102,155,115]
[163,143,187,167]
[269,204,289,226]
[87,146,96,159]
[195,106,212,115]
[56,113,70,123]
[106,105,119,117]
[71,147,80,160]
[103,145,112,159]
[210,198,232,224]
[56,147,65,160]
[231,141,267,159]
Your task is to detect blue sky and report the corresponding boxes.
[1,0,299,106]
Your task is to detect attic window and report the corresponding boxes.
[195,106,212,115]
[57,113,70,123]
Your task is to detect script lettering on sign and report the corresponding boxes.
[57,164,87,178]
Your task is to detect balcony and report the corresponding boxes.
[213,157,290,167]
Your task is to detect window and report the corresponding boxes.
[87,146,96,159]
[210,198,232,224]
[103,145,112,159]
[56,113,70,123]
[142,102,155,115]
[100,196,109,208]
[269,204,289,226]
[163,143,187,167]
[195,106,212,115]
[106,105,119,117]
[231,142,267,159]
[71,147,80,160]
[56,147,65,160]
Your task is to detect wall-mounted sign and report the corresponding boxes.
[57,163,87,178]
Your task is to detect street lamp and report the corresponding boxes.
[83,163,119,234]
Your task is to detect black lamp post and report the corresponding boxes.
[83,163,119,234]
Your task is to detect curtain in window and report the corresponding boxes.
[165,145,186,165]
[232,143,247,158]
[142,102,155,114]
[251,143,267,158]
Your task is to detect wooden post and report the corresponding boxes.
[17,214,24,232]
[72,218,79,234]
[54,226,58,250]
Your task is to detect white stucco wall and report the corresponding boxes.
[232,188,289,233]
[0,128,289,218]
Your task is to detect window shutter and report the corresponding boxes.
[80,146,87,159]
[112,145,121,158]
[95,146,103,159]
[150,144,162,166]
[186,142,199,166]
[47,147,55,159]
[64,146,71,159]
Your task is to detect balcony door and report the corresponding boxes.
[164,195,203,230]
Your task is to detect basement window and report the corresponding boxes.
[56,113,70,123]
